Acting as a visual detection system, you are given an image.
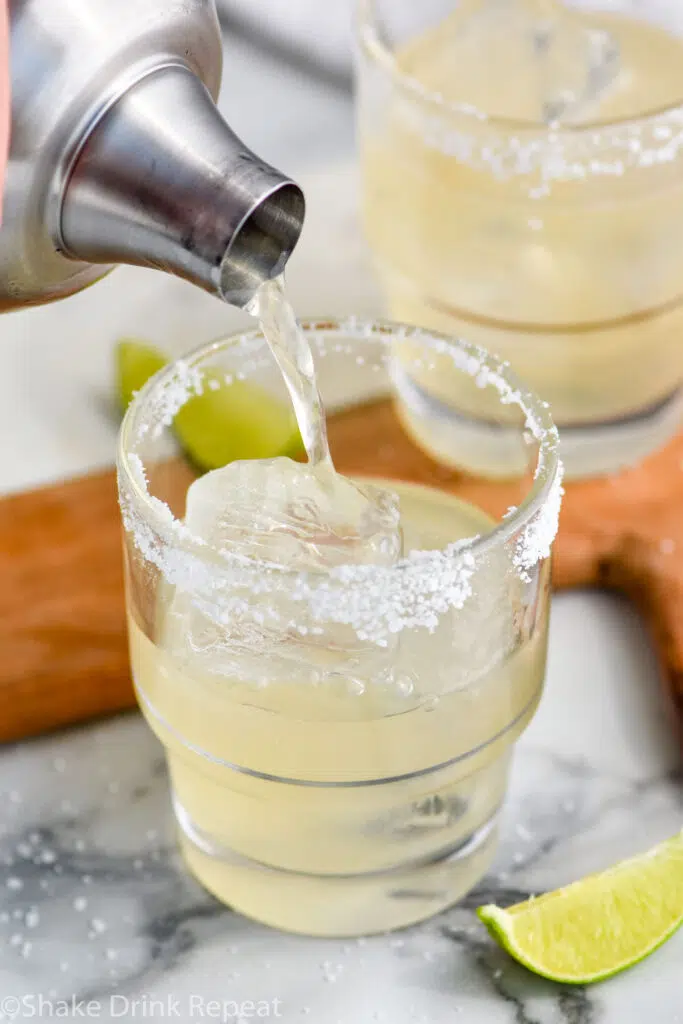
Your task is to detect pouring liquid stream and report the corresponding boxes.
[247,276,332,469]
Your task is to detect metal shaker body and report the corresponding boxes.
[3,0,304,310]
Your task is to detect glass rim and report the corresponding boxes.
[357,0,683,134]
[118,317,562,580]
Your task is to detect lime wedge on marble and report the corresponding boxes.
[115,339,305,470]
[116,338,168,412]
[478,830,683,985]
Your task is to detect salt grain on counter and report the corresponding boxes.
[73,897,88,912]
[6,877,23,891]
[24,909,39,929]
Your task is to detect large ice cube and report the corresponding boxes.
[416,0,620,126]
[162,458,403,683]
[184,457,402,569]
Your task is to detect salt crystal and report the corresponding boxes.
[73,897,88,912]
[25,909,39,929]
[53,757,67,773]
[6,876,23,891]
[514,823,532,842]
[90,918,107,934]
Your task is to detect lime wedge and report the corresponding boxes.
[116,339,306,470]
[115,338,168,412]
[478,830,683,984]
[174,373,305,470]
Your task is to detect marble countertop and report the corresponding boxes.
[1,28,682,1024]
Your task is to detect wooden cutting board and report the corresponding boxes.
[2,397,682,744]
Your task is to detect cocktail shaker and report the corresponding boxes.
[1,0,304,310]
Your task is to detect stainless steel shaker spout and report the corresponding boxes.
[1,0,305,311]
[59,64,305,308]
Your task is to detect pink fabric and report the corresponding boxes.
[0,1,9,221]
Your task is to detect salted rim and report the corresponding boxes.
[357,0,683,133]
[118,317,562,584]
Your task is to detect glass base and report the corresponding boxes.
[394,368,683,481]
[174,797,500,938]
